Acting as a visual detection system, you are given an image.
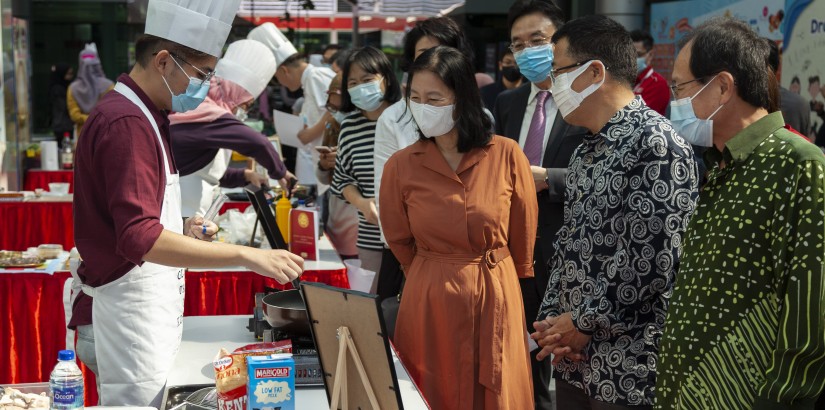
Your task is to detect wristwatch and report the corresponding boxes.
[544,168,550,186]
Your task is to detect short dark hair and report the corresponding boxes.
[333,49,352,69]
[792,76,800,85]
[551,15,636,88]
[507,0,566,36]
[401,17,474,72]
[134,34,209,68]
[406,46,492,153]
[323,44,342,54]
[280,53,305,68]
[679,17,773,110]
[809,75,820,85]
[501,48,513,60]
[630,30,654,52]
[340,46,402,113]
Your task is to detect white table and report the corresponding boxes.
[188,236,345,273]
[167,316,427,409]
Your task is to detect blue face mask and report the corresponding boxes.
[669,75,722,147]
[348,79,384,112]
[637,56,648,73]
[161,56,210,113]
[514,44,554,83]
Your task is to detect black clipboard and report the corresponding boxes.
[244,184,288,250]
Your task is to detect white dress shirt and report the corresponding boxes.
[373,100,420,244]
[296,65,335,188]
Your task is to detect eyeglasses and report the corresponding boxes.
[669,77,709,96]
[509,36,551,53]
[549,60,591,82]
[172,53,215,85]
[153,51,214,86]
[325,102,340,113]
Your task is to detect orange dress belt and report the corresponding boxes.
[415,246,511,394]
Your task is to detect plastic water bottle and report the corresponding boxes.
[49,350,84,410]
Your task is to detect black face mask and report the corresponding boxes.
[501,65,522,83]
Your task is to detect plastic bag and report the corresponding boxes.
[221,207,265,246]
[344,259,376,293]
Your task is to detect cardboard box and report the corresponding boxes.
[247,354,295,410]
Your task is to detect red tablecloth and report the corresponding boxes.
[0,198,245,252]
[24,170,74,193]
[0,201,73,250]
[1,267,348,405]
[184,269,349,316]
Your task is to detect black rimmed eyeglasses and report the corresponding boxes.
[549,60,593,82]
[153,51,215,86]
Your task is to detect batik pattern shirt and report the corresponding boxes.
[656,112,825,409]
[538,97,699,406]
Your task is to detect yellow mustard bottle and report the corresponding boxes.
[275,194,291,244]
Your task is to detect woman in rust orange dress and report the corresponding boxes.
[379,46,538,409]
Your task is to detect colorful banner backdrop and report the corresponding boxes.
[650,0,785,81]
[781,0,825,136]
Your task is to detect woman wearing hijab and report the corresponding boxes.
[67,43,114,135]
[170,39,290,217]
[49,62,73,141]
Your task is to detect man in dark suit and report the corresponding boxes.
[493,1,586,408]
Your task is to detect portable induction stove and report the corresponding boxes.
[247,291,324,386]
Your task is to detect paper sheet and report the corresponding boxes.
[527,329,540,352]
[273,109,306,148]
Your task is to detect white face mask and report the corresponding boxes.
[332,110,348,124]
[669,75,723,147]
[409,100,456,138]
[550,60,605,118]
[234,107,248,122]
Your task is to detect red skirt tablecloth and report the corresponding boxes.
[1,267,348,405]
[0,198,244,252]
[0,200,73,250]
[24,170,74,193]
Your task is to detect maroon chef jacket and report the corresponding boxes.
[69,74,176,329]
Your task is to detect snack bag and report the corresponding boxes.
[214,349,247,410]
[214,342,293,410]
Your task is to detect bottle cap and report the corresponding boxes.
[58,350,75,361]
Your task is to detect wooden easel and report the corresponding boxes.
[329,326,380,410]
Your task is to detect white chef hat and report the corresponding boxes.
[145,0,242,57]
[247,23,298,69]
[216,40,277,98]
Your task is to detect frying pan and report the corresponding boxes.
[261,279,311,336]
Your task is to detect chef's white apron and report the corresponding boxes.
[71,82,186,409]
[179,148,231,217]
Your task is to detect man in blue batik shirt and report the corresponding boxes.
[530,15,699,409]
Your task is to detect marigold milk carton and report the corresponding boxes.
[247,353,295,410]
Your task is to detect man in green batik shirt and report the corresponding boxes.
[656,17,825,410]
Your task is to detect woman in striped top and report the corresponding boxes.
[331,46,402,286]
